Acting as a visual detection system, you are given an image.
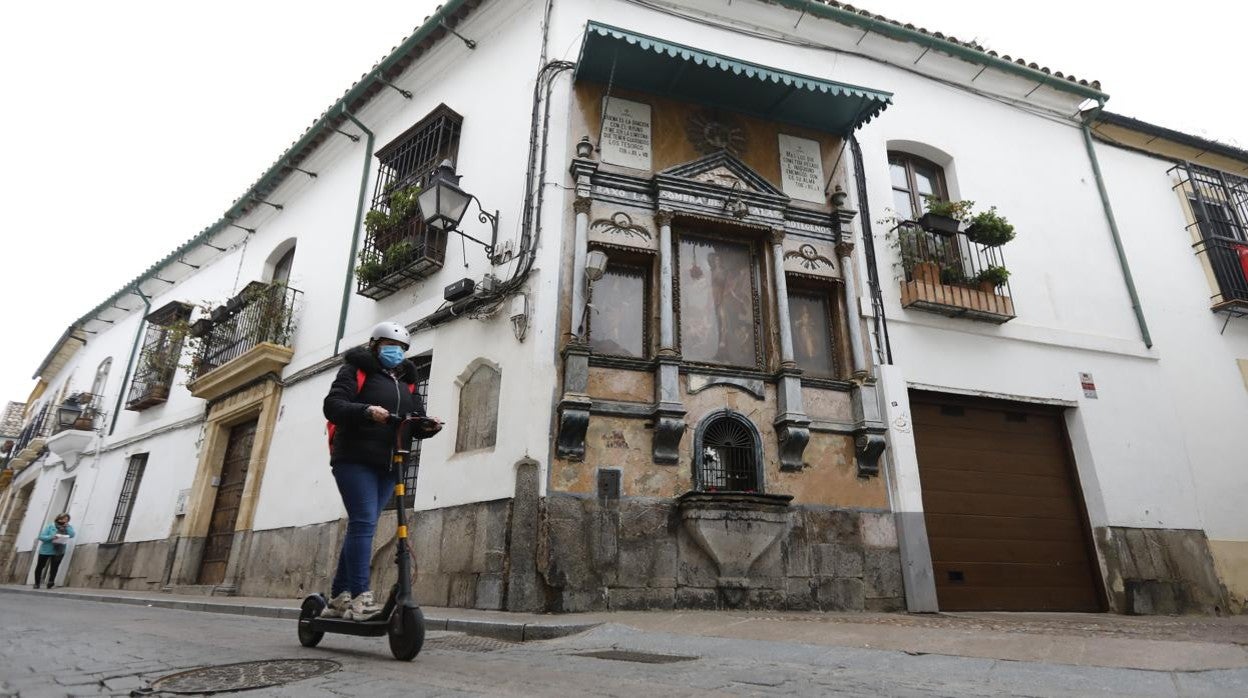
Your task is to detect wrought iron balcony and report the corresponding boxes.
[893,221,1015,323]
[6,404,56,469]
[191,282,302,379]
[355,214,449,300]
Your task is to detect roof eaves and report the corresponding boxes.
[66,0,481,336]
[1094,111,1248,166]
[778,0,1107,102]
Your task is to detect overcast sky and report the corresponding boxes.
[2,0,1244,406]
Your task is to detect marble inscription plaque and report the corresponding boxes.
[778,134,826,203]
[601,97,652,170]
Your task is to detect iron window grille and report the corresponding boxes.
[108,453,147,543]
[694,412,762,493]
[126,302,193,411]
[190,281,302,379]
[357,105,463,299]
[1168,162,1248,312]
[387,358,431,511]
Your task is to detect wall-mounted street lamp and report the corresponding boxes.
[585,250,609,283]
[417,160,500,261]
[56,399,84,432]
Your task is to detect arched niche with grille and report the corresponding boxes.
[693,410,764,493]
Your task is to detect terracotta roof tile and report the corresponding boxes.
[811,1,1101,90]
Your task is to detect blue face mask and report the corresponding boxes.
[378,345,406,369]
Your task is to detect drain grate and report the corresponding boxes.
[573,650,697,664]
[426,634,519,653]
[147,659,340,694]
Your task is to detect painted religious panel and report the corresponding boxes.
[589,265,648,357]
[778,134,826,204]
[600,97,652,170]
[678,235,758,367]
[788,291,837,377]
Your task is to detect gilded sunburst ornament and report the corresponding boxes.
[686,110,747,156]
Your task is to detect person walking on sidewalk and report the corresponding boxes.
[321,322,438,621]
[34,513,74,589]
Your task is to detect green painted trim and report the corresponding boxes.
[336,111,375,356]
[583,21,893,104]
[777,0,1109,102]
[69,0,474,337]
[1081,115,1152,349]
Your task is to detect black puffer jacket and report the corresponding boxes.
[323,346,424,469]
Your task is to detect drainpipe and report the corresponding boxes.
[335,110,375,356]
[1080,111,1153,348]
[109,287,151,436]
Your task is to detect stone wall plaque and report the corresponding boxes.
[601,97,652,171]
[778,134,826,204]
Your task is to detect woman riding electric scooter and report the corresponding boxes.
[321,322,440,621]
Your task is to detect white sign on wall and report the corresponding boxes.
[600,97,652,170]
[1079,372,1098,399]
[778,134,826,203]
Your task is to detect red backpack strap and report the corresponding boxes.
[328,369,372,454]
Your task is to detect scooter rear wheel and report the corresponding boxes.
[388,606,425,661]
[298,594,326,648]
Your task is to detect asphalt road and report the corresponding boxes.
[1,593,1244,697]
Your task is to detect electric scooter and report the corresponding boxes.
[298,413,441,661]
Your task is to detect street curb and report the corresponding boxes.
[0,586,596,641]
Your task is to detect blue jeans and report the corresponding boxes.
[331,463,396,597]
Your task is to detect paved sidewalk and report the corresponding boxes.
[3,584,1245,673]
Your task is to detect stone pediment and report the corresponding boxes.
[659,151,785,198]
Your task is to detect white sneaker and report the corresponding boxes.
[345,591,383,621]
[321,591,352,618]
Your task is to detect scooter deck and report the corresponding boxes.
[302,616,391,637]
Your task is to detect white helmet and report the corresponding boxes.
[370,321,410,348]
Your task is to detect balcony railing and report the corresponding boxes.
[9,404,54,458]
[894,221,1015,323]
[192,282,301,379]
[355,214,449,300]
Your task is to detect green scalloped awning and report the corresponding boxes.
[576,22,892,135]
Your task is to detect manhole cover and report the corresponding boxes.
[148,659,340,694]
[573,650,697,664]
[426,634,518,653]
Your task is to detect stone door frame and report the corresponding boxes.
[168,378,283,593]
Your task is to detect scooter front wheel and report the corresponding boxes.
[388,605,425,660]
[298,594,326,648]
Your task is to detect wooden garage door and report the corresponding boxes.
[912,393,1102,612]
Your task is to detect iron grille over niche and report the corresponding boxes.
[697,415,760,492]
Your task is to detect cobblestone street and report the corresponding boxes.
[2,592,1247,696]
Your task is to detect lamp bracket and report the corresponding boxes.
[450,194,500,259]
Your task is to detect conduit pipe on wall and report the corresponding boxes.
[109,289,151,436]
[1080,113,1153,348]
[335,110,375,356]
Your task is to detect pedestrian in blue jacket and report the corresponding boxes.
[34,513,74,589]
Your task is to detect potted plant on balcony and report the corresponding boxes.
[965,207,1016,247]
[974,265,1011,293]
[355,249,384,286]
[918,197,973,236]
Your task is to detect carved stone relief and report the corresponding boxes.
[783,242,840,279]
[587,210,657,252]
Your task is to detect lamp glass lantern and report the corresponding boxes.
[416,160,472,232]
[56,399,83,430]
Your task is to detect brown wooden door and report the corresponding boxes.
[912,393,1102,612]
[198,419,256,585]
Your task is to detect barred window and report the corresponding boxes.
[108,454,147,543]
[357,106,462,297]
[126,302,192,411]
[388,357,431,511]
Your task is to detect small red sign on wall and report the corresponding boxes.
[1079,372,1098,399]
